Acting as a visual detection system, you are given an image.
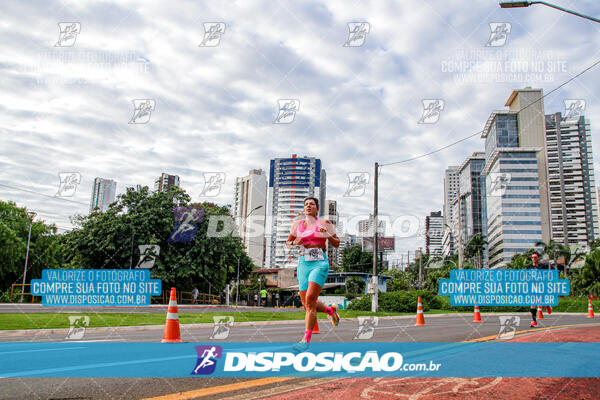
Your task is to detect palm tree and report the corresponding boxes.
[535,240,560,269]
[589,239,600,251]
[464,234,488,268]
[560,246,586,277]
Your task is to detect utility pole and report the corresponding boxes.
[235,256,240,306]
[372,162,379,312]
[457,200,464,269]
[418,247,423,288]
[20,211,36,303]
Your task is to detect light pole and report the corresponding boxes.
[372,162,379,312]
[500,1,600,23]
[20,211,36,303]
[236,205,263,306]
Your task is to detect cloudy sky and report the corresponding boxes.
[2,0,600,264]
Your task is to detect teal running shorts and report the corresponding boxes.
[297,253,329,291]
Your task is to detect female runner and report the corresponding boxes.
[286,197,340,347]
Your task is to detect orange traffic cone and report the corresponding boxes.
[415,297,426,326]
[161,287,182,343]
[587,299,595,318]
[536,306,544,320]
[473,305,482,323]
[313,319,320,334]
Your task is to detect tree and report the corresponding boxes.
[571,249,600,296]
[536,240,561,269]
[464,234,488,268]
[345,276,365,294]
[341,245,380,273]
[589,239,600,251]
[560,246,585,277]
[387,269,411,292]
[0,201,66,294]
[62,187,253,294]
[507,248,536,269]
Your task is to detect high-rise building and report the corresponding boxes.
[505,88,552,242]
[482,88,549,268]
[597,187,600,231]
[425,211,444,256]
[357,214,386,237]
[154,173,180,193]
[443,166,460,254]
[457,152,487,263]
[265,154,326,268]
[338,233,359,267]
[233,169,268,267]
[324,200,338,266]
[90,178,117,213]
[545,113,599,248]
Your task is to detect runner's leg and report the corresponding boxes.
[304,281,322,332]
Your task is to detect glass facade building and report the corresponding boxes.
[484,151,543,267]
[457,153,487,264]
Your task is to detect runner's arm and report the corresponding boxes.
[287,220,301,248]
[319,220,340,248]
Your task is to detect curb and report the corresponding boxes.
[0,312,585,337]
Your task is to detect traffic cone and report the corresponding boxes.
[161,287,182,343]
[536,306,544,320]
[587,299,595,318]
[313,319,321,334]
[473,305,482,323]
[415,297,426,326]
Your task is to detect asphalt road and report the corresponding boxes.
[1,312,598,400]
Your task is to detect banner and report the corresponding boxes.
[1,342,598,377]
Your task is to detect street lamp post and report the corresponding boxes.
[236,205,263,306]
[500,1,600,23]
[20,211,36,303]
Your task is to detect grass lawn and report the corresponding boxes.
[0,310,430,331]
[1,301,595,330]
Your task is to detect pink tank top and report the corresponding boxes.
[296,218,327,246]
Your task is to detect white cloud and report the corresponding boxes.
[2,0,600,264]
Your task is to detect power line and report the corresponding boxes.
[380,58,600,168]
[0,182,89,206]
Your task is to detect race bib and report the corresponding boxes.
[304,247,324,261]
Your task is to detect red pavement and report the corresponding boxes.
[267,325,600,400]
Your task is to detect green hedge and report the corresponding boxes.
[348,291,599,314]
[348,290,440,312]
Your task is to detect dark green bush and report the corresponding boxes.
[347,291,440,312]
